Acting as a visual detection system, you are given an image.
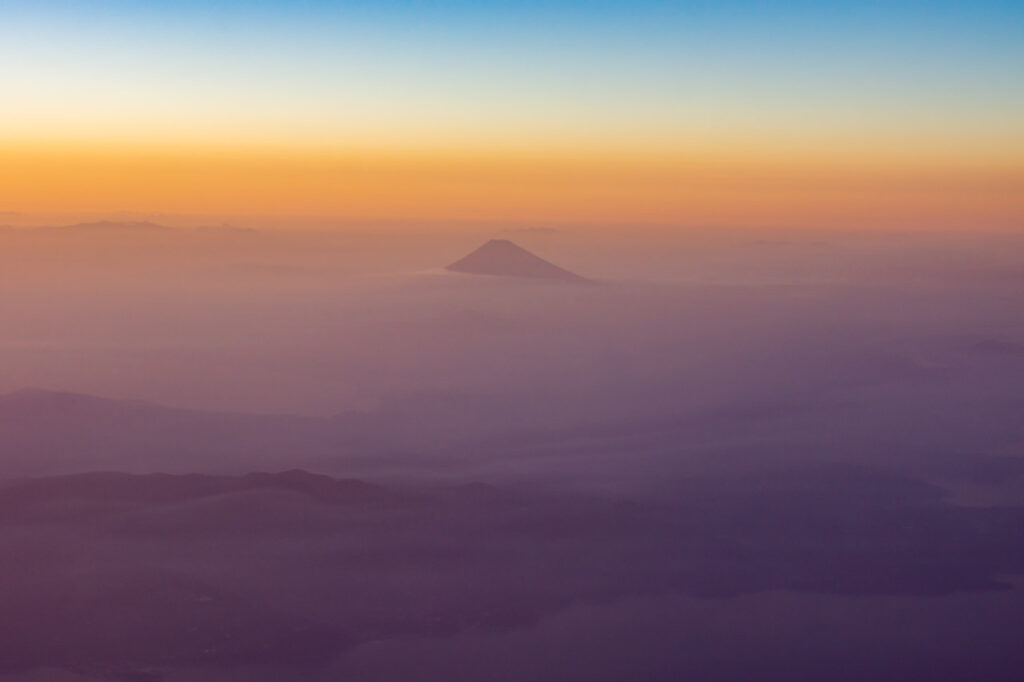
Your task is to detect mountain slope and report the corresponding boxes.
[446,239,586,281]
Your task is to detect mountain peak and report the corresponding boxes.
[445,239,586,282]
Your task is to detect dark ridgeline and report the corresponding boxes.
[446,239,587,281]
[1,467,1024,680]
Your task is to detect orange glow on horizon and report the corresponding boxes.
[2,139,1021,230]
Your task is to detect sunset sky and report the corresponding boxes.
[2,0,1021,229]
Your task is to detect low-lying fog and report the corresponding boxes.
[0,221,1022,680]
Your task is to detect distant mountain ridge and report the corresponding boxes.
[446,239,586,282]
[0,388,509,479]
[0,389,355,477]
[0,469,389,509]
[19,220,258,235]
[37,220,177,233]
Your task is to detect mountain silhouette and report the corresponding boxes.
[37,220,177,234]
[446,239,586,281]
[0,470,393,513]
[0,389,355,476]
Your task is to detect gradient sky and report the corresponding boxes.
[1,0,1022,228]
